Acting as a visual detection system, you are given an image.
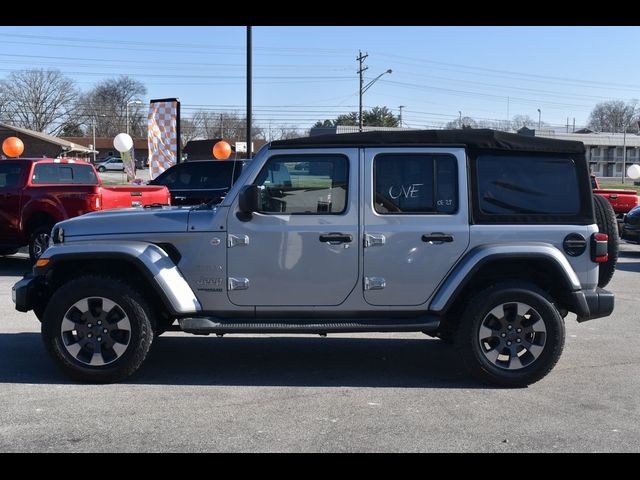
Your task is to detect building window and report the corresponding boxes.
[616,163,623,172]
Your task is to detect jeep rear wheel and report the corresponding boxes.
[593,194,619,288]
[456,283,565,387]
[42,275,154,383]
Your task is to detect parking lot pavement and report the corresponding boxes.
[1,244,639,452]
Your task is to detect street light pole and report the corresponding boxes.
[358,67,392,132]
[399,105,405,128]
[459,111,462,128]
[126,100,143,136]
[537,109,541,130]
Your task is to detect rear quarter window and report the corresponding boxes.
[476,155,579,215]
[32,163,98,185]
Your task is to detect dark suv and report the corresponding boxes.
[149,160,245,206]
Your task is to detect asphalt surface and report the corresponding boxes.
[1,244,639,452]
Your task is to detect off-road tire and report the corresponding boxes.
[593,194,619,288]
[41,275,154,383]
[455,282,565,387]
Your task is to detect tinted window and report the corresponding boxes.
[477,155,579,215]
[374,154,457,214]
[32,163,98,185]
[0,163,22,188]
[254,155,348,214]
[152,162,242,189]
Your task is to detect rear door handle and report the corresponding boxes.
[422,233,454,243]
[319,233,353,244]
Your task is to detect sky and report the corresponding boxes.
[1,26,639,134]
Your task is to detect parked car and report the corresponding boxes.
[621,205,640,242]
[96,157,124,172]
[148,160,245,206]
[13,130,616,386]
[0,158,170,262]
[591,174,639,220]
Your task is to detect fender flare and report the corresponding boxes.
[429,243,582,313]
[36,241,201,315]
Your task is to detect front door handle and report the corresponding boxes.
[319,233,353,244]
[422,233,454,243]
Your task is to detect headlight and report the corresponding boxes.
[51,227,64,244]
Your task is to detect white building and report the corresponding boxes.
[533,129,640,178]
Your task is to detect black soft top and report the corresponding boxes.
[270,129,585,155]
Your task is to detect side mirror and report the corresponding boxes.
[238,185,261,214]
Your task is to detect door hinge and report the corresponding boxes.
[364,276,386,290]
[364,233,386,248]
[228,234,250,248]
[228,277,250,290]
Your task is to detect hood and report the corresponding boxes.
[58,206,191,238]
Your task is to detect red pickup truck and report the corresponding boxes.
[591,175,639,219]
[0,158,170,261]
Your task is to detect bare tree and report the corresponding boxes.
[74,76,147,137]
[510,115,536,130]
[0,69,77,134]
[588,100,638,133]
[180,117,200,147]
[188,110,263,141]
[445,116,477,129]
[271,126,306,140]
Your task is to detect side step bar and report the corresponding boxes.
[178,316,440,335]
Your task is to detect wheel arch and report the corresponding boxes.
[37,242,201,318]
[430,244,582,318]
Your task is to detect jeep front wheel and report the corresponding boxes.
[41,275,153,383]
[455,284,565,387]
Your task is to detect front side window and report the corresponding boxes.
[374,154,458,214]
[253,155,348,214]
[476,155,579,215]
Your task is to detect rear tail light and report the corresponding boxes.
[591,233,608,263]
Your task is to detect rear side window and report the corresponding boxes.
[0,163,22,188]
[476,155,579,215]
[374,154,458,214]
[32,163,98,185]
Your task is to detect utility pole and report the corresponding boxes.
[220,113,224,139]
[399,105,405,128]
[246,26,252,159]
[459,111,462,128]
[357,50,368,132]
[623,126,627,184]
[506,96,510,130]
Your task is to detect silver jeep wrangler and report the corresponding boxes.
[12,129,617,386]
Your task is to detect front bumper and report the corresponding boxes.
[572,287,615,322]
[12,275,42,313]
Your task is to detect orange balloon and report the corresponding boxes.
[2,137,24,158]
[212,141,231,160]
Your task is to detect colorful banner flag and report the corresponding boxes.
[148,98,180,180]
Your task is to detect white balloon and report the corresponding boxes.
[113,133,134,152]
[627,164,640,180]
